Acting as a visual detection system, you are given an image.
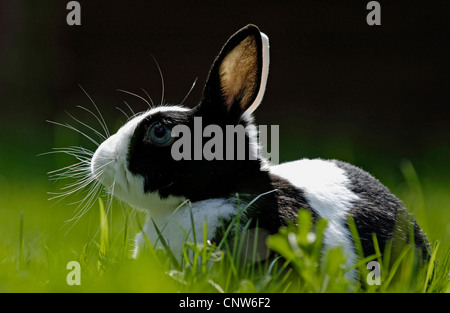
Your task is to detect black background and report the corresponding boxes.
[1,0,449,163]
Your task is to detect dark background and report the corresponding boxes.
[0,0,449,182]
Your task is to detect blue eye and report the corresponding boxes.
[147,122,173,146]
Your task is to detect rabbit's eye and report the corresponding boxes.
[145,122,173,146]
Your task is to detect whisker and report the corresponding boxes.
[48,160,113,199]
[78,84,111,138]
[64,177,102,213]
[123,101,136,116]
[71,105,106,140]
[50,172,89,183]
[48,176,97,200]
[45,147,94,184]
[74,181,102,215]
[48,152,112,184]
[71,182,101,214]
[106,180,116,230]
[141,88,155,108]
[47,163,95,204]
[116,106,130,120]
[49,168,87,179]
[76,105,110,139]
[117,89,152,109]
[53,145,94,154]
[44,149,92,163]
[180,77,198,106]
[127,111,144,121]
[59,164,104,188]
[46,87,116,235]
[90,162,114,180]
[151,54,165,105]
[47,161,85,174]
[46,120,100,146]
[63,182,103,234]
[44,147,93,157]
[49,166,90,182]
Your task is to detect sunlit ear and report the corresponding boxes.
[219,34,258,111]
[199,25,270,119]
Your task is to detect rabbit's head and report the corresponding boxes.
[91,24,270,212]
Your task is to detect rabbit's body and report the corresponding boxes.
[90,25,429,271]
[130,156,361,265]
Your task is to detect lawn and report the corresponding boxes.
[0,124,448,293]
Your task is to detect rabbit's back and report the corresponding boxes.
[270,158,429,261]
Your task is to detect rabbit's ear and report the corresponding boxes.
[198,24,269,120]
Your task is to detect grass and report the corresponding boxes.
[0,124,448,293]
[0,162,448,293]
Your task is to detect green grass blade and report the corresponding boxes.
[151,218,180,269]
[423,241,440,293]
[18,211,24,267]
[98,198,109,271]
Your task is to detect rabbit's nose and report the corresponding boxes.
[91,134,119,180]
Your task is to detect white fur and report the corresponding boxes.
[239,114,261,165]
[245,32,269,115]
[133,197,241,259]
[241,32,270,167]
[91,105,189,211]
[270,159,359,273]
[91,106,191,256]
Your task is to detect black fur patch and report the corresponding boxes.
[127,108,265,201]
[235,171,318,233]
[127,109,195,197]
[209,170,318,243]
[332,160,429,259]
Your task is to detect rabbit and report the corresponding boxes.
[90,24,429,273]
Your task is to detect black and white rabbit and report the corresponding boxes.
[90,24,429,271]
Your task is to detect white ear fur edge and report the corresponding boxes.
[245,32,270,115]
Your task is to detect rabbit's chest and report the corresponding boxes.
[133,197,242,259]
